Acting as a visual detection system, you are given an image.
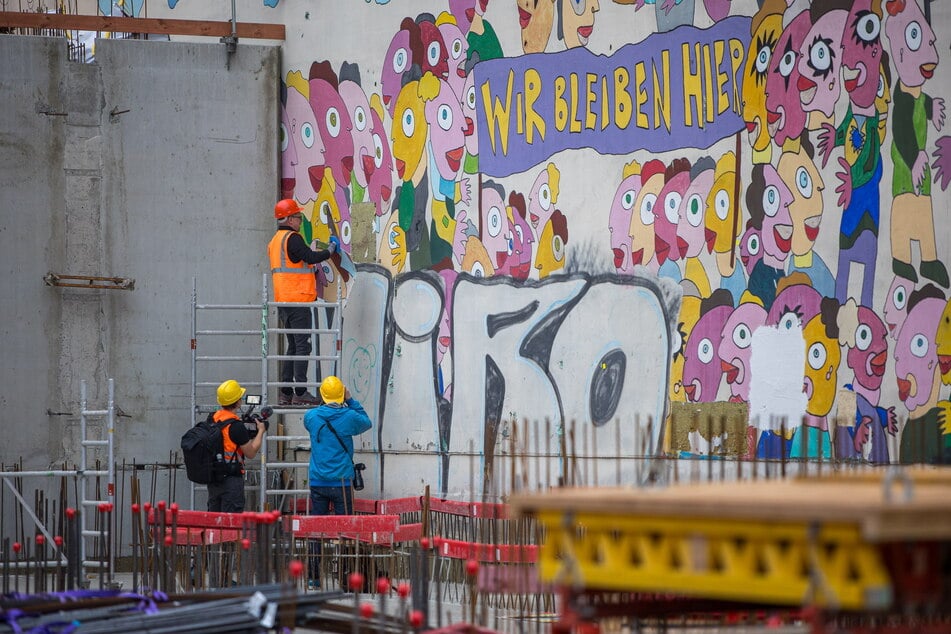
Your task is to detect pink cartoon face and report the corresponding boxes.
[630,168,665,270]
[449,0,477,33]
[382,29,413,118]
[682,303,733,402]
[437,268,457,363]
[280,102,298,200]
[718,302,767,402]
[797,9,848,119]
[609,173,640,274]
[509,203,535,279]
[841,0,883,110]
[883,275,915,339]
[425,79,467,182]
[480,185,513,272]
[460,73,479,157]
[438,21,469,99]
[739,225,763,277]
[419,20,450,81]
[847,306,889,393]
[764,10,811,146]
[752,163,794,267]
[654,167,692,265]
[338,80,374,190]
[528,166,557,234]
[677,164,715,259]
[884,0,938,89]
[767,282,822,330]
[367,107,394,218]
[285,83,325,204]
[309,78,354,190]
[895,297,944,412]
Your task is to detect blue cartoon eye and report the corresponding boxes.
[697,338,714,364]
[487,206,503,238]
[640,193,657,225]
[570,0,585,16]
[910,334,929,358]
[763,185,780,217]
[437,104,453,131]
[301,122,315,149]
[401,108,415,137]
[796,166,813,198]
[664,192,681,224]
[756,45,770,74]
[732,324,752,349]
[905,21,922,52]
[808,342,827,370]
[393,48,408,73]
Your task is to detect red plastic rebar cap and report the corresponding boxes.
[397,582,410,598]
[465,559,479,576]
[359,603,374,619]
[241,538,251,550]
[376,577,391,594]
[348,572,365,591]
[288,560,304,578]
[409,610,424,628]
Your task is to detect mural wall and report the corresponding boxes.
[156,0,951,487]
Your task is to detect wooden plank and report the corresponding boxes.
[0,12,285,40]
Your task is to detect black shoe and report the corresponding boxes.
[892,258,918,283]
[292,391,321,406]
[279,392,294,406]
[920,260,949,288]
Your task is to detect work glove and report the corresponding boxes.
[328,236,340,254]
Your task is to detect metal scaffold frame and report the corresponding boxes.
[189,273,343,511]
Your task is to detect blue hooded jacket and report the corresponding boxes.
[303,398,372,486]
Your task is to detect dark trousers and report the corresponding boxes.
[278,305,313,396]
[207,475,245,513]
[308,484,353,582]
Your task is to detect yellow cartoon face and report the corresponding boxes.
[391,79,428,182]
[379,212,407,274]
[704,153,739,255]
[743,9,783,153]
[937,299,951,385]
[629,170,664,266]
[875,62,891,143]
[535,211,567,279]
[310,168,343,246]
[776,146,824,257]
[802,314,841,417]
[460,235,495,278]
[669,294,703,403]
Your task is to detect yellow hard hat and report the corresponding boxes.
[217,379,246,406]
[319,376,345,404]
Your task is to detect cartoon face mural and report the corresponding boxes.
[419,19,450,80]
[670,294,703,403]
[797,7,848,120]
[764,9,811,147]
[704,152,739,256]
[557,0,599,49]
[718,301,768,403]
[518,0,555,53]
[460,72,479,158]
[310,168,351,249]
[677,159,715,260]
[802,312,841,417]
[367,101,395,218]
[308,64,355,191]
[767,280,823,330]
[280,100,298,200]
[682,297,733,402]
[480,183,513,271]
[437,16,469,98]
[461,235,495,277]
[381,23,415,117]
[284,74,325,204]
[536,210,568,278]
[629,160,665,268]
[884,0,938,89]
[437,268,457,364]
[883,275,915,339]
[742,1,784,154]
[506,193,535,279]
[425,78,467,182]
[739,224,763,277]
[777,145,825,258]
[846,306,889,393]
[448,0,477,33]
[338,75,375,190]
[841,0,883,111]
[609,161,642,274]
[392,77,430,183]
[937,299,951,384]
[654,159,692,266]
[528,163,560,234]
[747,162,794,268]
[379,212,407,274]
[895,296,945,413]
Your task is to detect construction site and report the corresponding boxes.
[3,0,951,631]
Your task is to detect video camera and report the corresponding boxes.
[353,462,366,491]
[242,394,273,435]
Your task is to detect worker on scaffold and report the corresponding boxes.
[268,199,339,406]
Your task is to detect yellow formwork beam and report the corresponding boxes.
[536,511,892,611]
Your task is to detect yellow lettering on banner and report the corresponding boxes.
[653,50,671,132]
[517,92,524,135]
[524,69,545,143]
[634,61,648,128]
[729,38,745,114]
[481,72,513,154]
[554,75,568,132]
[614,67,632,130]
[715,40,731,115]
[703,43,714,124]
[682,42,702,128]
[600,75,610,131]
[585,73,598,130]
[569,73,582,132]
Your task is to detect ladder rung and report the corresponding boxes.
[82,409,109,416]
[270,329,341,335]
[268,435,310,442]
[195,329,260,335]
[269,355,339,362]
[82,440,109,447]
[81,529,107,537]
[266,488,309,495]
[81,499,110,506]
[196,356,261,361]
[196,304,262,310]
[266,462,310,469]
[78,471,109,477]
[81,560,108,568]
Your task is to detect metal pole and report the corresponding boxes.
[80,380,88,585]
[260,272,268,513]
[191,277,197,511]
[107,378,115,581]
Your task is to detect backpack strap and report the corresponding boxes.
[319,422,354,462]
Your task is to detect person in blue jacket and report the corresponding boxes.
[303,375,372,516]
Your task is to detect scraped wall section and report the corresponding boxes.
[0,36,280,471]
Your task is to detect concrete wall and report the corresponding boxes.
[0,36,280,473]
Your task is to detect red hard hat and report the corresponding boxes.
[274,199,302,219]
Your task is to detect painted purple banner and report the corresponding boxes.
[474,17,751,178]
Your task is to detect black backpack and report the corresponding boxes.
[181,414,236,484]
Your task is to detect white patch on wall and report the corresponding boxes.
[748,325,806,431]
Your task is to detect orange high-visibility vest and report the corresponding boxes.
[213,409,244,468]
[268,229,316,302]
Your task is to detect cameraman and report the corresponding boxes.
[303,376,372,516]
[208,379,267,513]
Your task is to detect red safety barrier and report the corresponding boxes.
[377,496,423,515]
[428,498,510,519]
[148,509,279,529]
[166,527,241,545]
[286,514,400,543]
[432,537,538,563]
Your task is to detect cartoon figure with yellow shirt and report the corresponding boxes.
[790,302,841,459]
[379,210,407,275]
[392,70,432,270]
